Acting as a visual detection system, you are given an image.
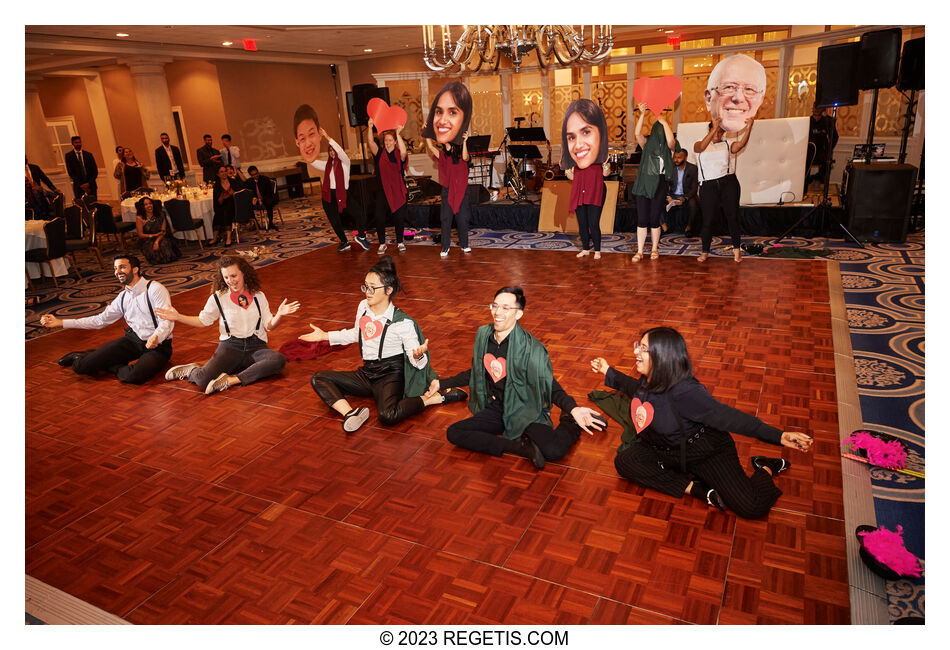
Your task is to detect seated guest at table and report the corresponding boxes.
[158,255,300,394]
[115,148,150,196]
[666,145,700,235]
[26,156,60,219]
[39,254,174,384]
[212,165,237,246]
[26,156,58,194]
[220,134,243,180]
[64,135,98,201]
[245,165,279,232]
[197,134,222,183]
[155,132,185,181]
[308,128,355,248]
[136,196,180,264]
[225,164,241,184]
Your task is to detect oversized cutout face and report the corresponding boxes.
[422,81,472,148]
[295,118,322,164]
[703,54,766,133]
[565,113,601,170]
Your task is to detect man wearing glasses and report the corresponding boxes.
[704,54,766,133]
[424,286,606,470]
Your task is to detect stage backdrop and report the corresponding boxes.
[677,117,809,205]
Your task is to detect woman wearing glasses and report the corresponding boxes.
[302,256,466,433]
[590,327,812,518]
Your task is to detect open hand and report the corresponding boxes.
[781,431,813,452]
[571,406,606,435]
[276,299,300,316]
[153,305,180,321]
[298,323,328,342]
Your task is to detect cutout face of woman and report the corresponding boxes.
[296,118,322,164]
[221,264,245,293]
[565,112,601,170]
[433,92,464,145]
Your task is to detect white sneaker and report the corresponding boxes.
[461,247,471,253]
[204,372,231,394]
[397,243,406,252]
[342,407,369,433]
[377,244,388,255]
[165,362,199,381]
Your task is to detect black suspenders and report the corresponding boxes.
[213,294,262,337]
[357,310,394,360]
[120,280,158,328]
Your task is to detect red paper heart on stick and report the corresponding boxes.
[483,353,507,383]
[359,315,383,340]
[367,97,408,134]
[632,75,683,115]
[629,398,655,434]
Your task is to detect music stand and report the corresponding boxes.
[506,127,547,142]
[467,135,491,154]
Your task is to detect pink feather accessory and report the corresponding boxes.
[842,430,908,469]
[858,525,923,578]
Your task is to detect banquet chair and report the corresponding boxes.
[93,202,135,250]
[269,178,285,225]
[232,189,260,243]
[165,198,207,249]
[25,217,80,288]
[64,205,106,271]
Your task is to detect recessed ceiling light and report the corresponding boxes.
[222,41,233,46]
[116,33,129,37]
[364,48,373,52]
[665,30,675,34]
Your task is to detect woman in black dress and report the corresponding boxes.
[114,148,150,196]
[212,164,236,246]
[590,326,813,518]
[136,196,180,264]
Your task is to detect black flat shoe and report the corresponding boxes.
[439,388,467,404]
[751,456,790,475]
[58,350,92,367]
[516,435,546,470]
[704,488,726,511]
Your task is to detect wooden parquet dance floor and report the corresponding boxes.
[25,246,849,625]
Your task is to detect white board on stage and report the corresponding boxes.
[676,117,809,205]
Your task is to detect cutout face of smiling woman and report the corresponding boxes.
[559,98,609,171]
[422,81,472,147]
[565,113,601,170]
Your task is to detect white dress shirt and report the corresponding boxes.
[63,277,173,342]
[198,290,273,341]
[222,145,241,170]
[309,138,351,190]
[328,300,427,369]
[162,145,180,175]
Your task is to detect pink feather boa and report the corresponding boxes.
[859,525,923,578]
[843,430,908,469]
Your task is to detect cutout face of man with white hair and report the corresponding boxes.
[704,54,767,133]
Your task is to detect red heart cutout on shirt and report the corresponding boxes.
[367,97,408,134]
[359,315,383,339]
[230,291,252,309]
[483,353,507,382]
[629,398,655,434]
[632,75,683,116]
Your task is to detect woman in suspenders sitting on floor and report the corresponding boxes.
[302,256,467,433]
[157,255,300,394]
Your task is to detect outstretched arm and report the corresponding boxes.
[266,298,300,331]
[153,305,206,329]
[365,118,379,156]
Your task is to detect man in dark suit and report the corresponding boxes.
[196,134,222,183]
[155,132,185,181]
[245,166,278,231]
[666,146,700,235]
[64,136,98,200]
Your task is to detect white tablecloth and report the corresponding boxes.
[26,220,70,279]
[120,194,214,241]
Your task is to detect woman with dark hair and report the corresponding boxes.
[590,326,813,518]
[560,99,610,260]
[135,196,180,264]
[212,165,237,246]
[302,256,466,433]
[366,119,408,255]
[694,116,753,263]
[423,81,473,257]
[310,125,363,251]
[157,255,300,394]
[630,103,676,262]
[114,147,150,196]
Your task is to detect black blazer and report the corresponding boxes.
[64,149,98,184]
[27,163,57,192]
[154,144,185,179]
[244,175,276,207]
[196,144,221,182]
[669,161,698,201]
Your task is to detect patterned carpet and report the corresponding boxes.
[25,194,925,622]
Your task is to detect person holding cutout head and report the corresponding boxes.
[630,104,676,262]
[304,256,466,433]
[426,286,606,470]
[159,255,299,394]
[366,119,409,255]
[561,99,610,260]
[423,81,473,257]
[590,326,812,517]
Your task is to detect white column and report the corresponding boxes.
[541,68,551,141]
[672,57,684,130]
[626,63,637,148]
[582,67,591,99]
[25,76,58,169]
[776,45,793,118]
[500,70,512,130]
[126,58,177,164]
[81,73,118,198]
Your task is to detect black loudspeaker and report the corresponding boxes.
[345,91,359,128]
[816,42,860,108]
[466,184,491,205]
[844,163,916,242]
[858,28,902,90]
[898,37,924,91]
[351,84,391,127]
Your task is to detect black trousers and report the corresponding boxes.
[668,195,700,233]
[635,177,667,228]
[613,427,782,519]
[374,193,406,244]
[447,399,581,461]
[575,202,603,251]
[72,328,172,385]
[439,186,471,250]
[324,188,365,243]
[310,359,425,426]
[699,174,742,252]
[187,335,286,389]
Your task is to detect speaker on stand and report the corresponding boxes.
[858,28,902,164]
[897,37,925,232]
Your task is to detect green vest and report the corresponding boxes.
[469,323,553,439]
[391,308,438,399]
[630,121,675,198]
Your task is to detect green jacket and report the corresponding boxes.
[391,308,438,399]
[630,121,675,198]
[469,323,553,439]
[588,389,638,453]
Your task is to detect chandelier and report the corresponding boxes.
[422,25,613,72]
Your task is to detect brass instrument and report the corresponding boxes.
[506,155,525,198]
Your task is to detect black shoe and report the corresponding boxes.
[337,241,351,252]
[515,435,546,470]
[704,488,726,511]
[751,456,789,475]
[439,388,467,404]
[58,350,92,367]
[342,407,369,433]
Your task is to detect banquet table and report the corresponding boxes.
[120,192,214,241]
[26,220,70,279]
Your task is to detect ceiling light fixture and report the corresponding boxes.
[364,48,373,52]
[222,41,233,46]
[116,33,129,37]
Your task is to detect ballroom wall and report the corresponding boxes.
[164,60,230,162]
[100,66,150,166]
[36,76,102,164]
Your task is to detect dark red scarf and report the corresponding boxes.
[321,154,347,210]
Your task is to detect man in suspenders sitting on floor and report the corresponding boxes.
[40,254,174,384]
